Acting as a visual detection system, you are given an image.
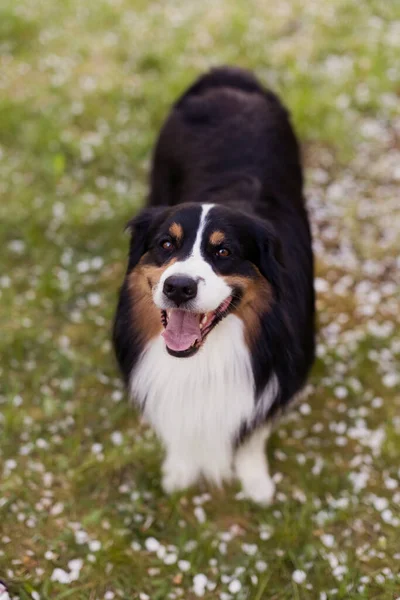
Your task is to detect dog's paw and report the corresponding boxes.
[162,459,198,494]
[241,476,275,506]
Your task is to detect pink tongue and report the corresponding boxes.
[162,310,201,352]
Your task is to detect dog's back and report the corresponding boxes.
[149,66,304,215]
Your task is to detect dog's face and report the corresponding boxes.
[126,203,282,357]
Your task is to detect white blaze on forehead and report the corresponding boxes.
[153,204,232,313]
[191,203,214,259]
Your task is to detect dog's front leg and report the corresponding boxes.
[234,426,275,506]
[161,447,200,493]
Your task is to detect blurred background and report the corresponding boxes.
[0,0,399,598]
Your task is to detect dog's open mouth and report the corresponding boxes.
[161,296,233,357]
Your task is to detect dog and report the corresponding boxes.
[113,66,315,505]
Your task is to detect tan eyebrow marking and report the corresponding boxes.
[169,222,183,242]
[209,230,225,245]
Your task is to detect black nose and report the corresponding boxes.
[163,275,198,306]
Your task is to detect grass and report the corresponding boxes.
[0,0,399,598]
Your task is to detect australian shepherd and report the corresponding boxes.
[113,67,315,505]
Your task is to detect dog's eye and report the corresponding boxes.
[216,247,230,258]
[160,239,174,251]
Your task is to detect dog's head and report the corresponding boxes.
[125,203,283,357]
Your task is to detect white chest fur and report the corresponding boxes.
[130,314,255,485]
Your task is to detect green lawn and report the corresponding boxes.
[1,0,399,598]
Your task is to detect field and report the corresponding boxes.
[0,0,399,598]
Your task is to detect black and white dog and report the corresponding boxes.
[113,67,315,505]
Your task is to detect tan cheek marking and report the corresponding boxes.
[137,255,177,288]
[210,230,225,246]
[223,269,273,347]
[169,222,183,243]
[127,257,177,343]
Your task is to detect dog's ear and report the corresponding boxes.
[125,206,169,270]
[252,220,285,295]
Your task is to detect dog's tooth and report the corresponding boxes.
[201,315,208,325]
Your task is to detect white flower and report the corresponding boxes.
[110,431,123,446]
[333,565,348,580]
[315,278,329,293]
[111,390,123,402]
[193,574,208,597]
[52,202,65,220]
[242,543,257,556]
[384,477,397,490]
[91,257,104,270]
[194,506,206,524]
[373,497,389,512]
[68,558,83,572]
[91,443,103,455]
[334,386,348,399]
[228,580,242,594]
[89,540,101,552]
[75,530,89,545]
[321,534,335,548]
[0,276,11,288]
[145,537,160,552]
[36,438,48,449]
[164,553,177,565]
[8,240,25,254]
[300,403,311,415]
[131,541,141,551]
[383,373,399,388]
[381,509,394,524]
[51,502,64,516]
[88,293,101,307]
[292,570,306,584]
[178,560,191,572]
[51,568,71,584]
[77,260,90,273]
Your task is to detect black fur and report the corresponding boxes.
[113,66,315,428]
